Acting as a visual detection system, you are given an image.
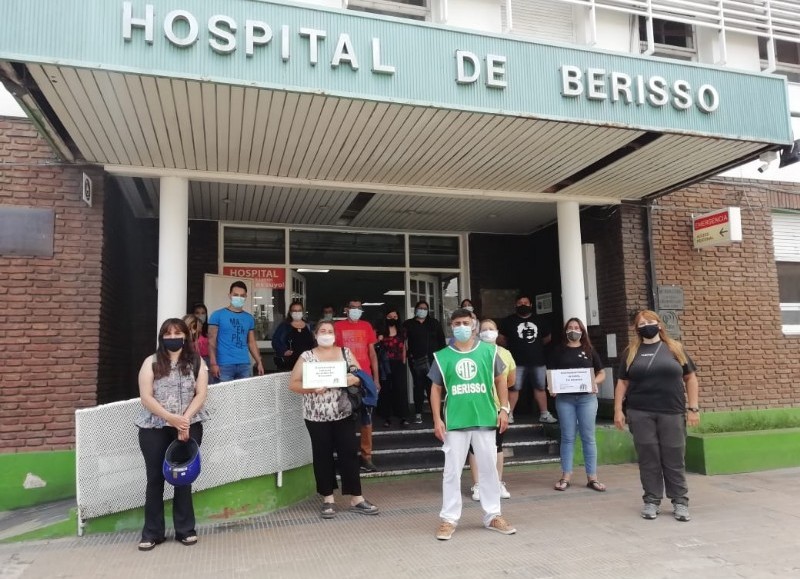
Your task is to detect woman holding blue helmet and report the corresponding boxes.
[135,318,209,552]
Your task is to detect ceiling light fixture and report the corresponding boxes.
[383,290,406,295]
[296,268,330,273]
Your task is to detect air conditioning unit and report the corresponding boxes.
[582,243,599,326]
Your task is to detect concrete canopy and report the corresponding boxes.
[0,0,793,233]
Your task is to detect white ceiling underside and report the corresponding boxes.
[28,64,767,234]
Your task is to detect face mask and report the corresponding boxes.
[452,325,473,342]
[322,314,334,321]
[386,319,398,326]
[290,312,304,321]
[464,305,474,312]
[231,296,246,309]
[516,305,532,316]
[162,338,184,352]
[480,329,498,343]
[566,330,582,342]
[317,334,335,347]
[415,309,428,319]
[637,324,660,339]
[348,308,363,321]
[196,314,207,324]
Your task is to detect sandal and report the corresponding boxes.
[554,479,571,491]
[177,535,198,546]
[137,538,164,551]
[349,500,379,515]
[586,480,606,492]
[320,502,337,519]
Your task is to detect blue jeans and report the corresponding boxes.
[555,394,598,476]
[218,363,252,382]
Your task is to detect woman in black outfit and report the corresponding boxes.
[272,300,316,371]
[376,307,409,428]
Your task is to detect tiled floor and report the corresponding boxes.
[2,463,800,578]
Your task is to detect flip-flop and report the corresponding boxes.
[320,502,337,519]
[137,538,165,551]
[586,480,606,492]
[554,479,571,491]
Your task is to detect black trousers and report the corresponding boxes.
[138,422,203,542]
[627,408,689,506]
[305,418,362,497]
[378,360,409,421]
[409,359,432,414]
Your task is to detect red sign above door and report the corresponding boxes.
[222,267,286,289]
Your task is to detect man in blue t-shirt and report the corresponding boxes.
[208,281,264,382]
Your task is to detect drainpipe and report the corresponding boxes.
[645,201,658,310]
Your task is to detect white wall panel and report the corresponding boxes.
[510,0,575,43]
[773,213,800,262]
[448,0,502,32]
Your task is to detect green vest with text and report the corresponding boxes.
[434,341,498,430]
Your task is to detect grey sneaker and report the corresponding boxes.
[413,414,423,424]
[673,503,691,522]
[641,503,660,520]
[539,412,558,424]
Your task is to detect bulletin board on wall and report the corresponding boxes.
[479,289,519,320]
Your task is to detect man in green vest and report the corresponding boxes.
[430,309,516,541]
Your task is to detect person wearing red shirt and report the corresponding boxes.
[334,299,381,472]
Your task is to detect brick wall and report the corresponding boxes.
[0,117,103,450]
[644,179,800,410]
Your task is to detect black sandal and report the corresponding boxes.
[137,538,165,551]
[320,502,337,519]
[349,500,379,515]
[177,535,198,546]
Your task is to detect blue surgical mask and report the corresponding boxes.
[453,325,472,342]
[415,309,428,319]
[348,308,363,321]
[231,296,246,308]
[196,314,207,324]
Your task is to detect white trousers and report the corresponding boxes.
[440,428,502,527]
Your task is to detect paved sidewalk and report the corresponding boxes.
[2,463,800,578]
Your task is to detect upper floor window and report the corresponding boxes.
[348,0,429,21]
[758,38,800,83]
[773,212,800,335]
[638,17,696,61]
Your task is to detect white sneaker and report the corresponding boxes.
[507,412,514,424]
[500,482,511,499]
[471,485,480,501]
[539,412,558,424]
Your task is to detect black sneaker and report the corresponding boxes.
[360,459,378,472]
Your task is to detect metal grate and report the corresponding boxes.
[75,374,311,522]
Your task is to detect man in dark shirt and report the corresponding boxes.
[498,294,557,424]
[403,300,446,424]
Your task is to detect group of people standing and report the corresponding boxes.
[134,279,700,549]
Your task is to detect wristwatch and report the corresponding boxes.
[499,405,511,414]
[687,406,700,412]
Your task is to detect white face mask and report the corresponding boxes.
[317,334,335,347]
[479,329,499,343]
[464,305,474,312]
[290,311,304,321]
[348,308,363,321]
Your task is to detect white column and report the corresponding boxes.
[157,176,189,325]
[557,201,587,323]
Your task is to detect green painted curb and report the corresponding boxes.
[686,428,800,475]
[0,451,76,511]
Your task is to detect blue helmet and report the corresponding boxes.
[162,438,201,486]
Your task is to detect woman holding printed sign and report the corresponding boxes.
[289,320,379,519]
[548,318,606,492]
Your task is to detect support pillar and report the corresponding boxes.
[157,176,189,326]
[557,201,587,323]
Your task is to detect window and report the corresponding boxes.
[223,227,285,264]
[409,235,459,269]
[638,17,696,61]
[347,0,429,21]
[758,38,800,83]
[777,262,800,333]
[289,229,405,267]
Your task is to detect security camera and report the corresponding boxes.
[757,151,779,174]
[757,162,769,173]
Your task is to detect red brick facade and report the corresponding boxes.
[646,179,800,410]
[0,117,104,450]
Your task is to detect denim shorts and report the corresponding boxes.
[512,364,547,391]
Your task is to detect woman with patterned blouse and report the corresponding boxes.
[135,318,209,551]
[289,320,380,519]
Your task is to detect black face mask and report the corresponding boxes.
[637,325,660,339]
[386,319,398,326]
[163,338,185,352]
[516,305,532,316]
